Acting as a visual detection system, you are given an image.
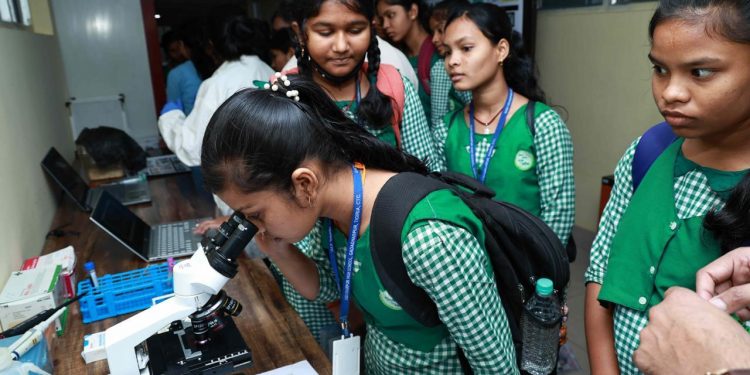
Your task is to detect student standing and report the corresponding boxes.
[438,3,575,245]
[158,11,273,167]
[428,0,471,131]
[200,76,519,374]
[377,0,444,123]
[585,1,750,373]
[279,0,439,344]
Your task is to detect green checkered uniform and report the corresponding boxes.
[313,190,518,374]
[584,138,746,374]
[272,69,441,342]
[338,70,440,172]
[429,60,471,131]
[435,104,575,244]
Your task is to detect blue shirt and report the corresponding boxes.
[166,60,202,115]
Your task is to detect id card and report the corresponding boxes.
[332,335,360,375]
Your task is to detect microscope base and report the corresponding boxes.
[145,317,252,374]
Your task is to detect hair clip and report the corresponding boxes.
[286,89,300,102]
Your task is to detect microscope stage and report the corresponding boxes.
[145,317,253,374]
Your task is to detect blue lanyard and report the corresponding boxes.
[468,88,514,184]
[326,165,363,337]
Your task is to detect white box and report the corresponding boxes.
[21,246,77,298]
[0,265,66,335]
[81,331,107,363]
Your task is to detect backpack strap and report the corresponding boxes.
[370,172,447,327]
[632,122,677,191]
[416,36,436,96]
[525,101,536,137]
[375,64,405,149]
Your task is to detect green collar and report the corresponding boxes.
[675,145,749,200]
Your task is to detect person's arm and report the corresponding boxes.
[634,287,750,374]
[404,220,519,374]
[583,138,640,374]
[158,77,223,166]
[399,73,442,172]
[255,234,321,299]
[585,283,620,375]
[696,246,750,320]
[429,62,451,131]
[533,109,575,244]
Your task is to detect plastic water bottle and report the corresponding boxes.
[520,278,561,375]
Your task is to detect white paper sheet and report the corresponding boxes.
[257,360,318,375]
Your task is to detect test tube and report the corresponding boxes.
[167,257,175,280]
[84,261,99,288]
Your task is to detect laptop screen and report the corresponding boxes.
[90,191,150,258]
[41,147,89,209]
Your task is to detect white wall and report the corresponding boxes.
[535,2,663,231]
[0,25,71,283]
[50,0,158,144]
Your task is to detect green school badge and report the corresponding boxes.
[379,290,402,310]
[514,150,535,171]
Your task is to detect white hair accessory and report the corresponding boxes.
[286,89,300,102]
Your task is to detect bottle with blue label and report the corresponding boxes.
[520,278,561,375]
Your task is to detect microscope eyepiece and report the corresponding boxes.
[205,212,258,279]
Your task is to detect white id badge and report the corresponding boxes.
[332,334,360,375]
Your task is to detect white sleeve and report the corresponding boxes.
[376,36,418,89]
[158,78,221,167]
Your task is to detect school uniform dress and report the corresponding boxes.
[315,190,518,374]
[272,68,442,342]
[436,103,575,244]
[165,60,202,115]
[408,38,441,124]
[158,55,274,167]
[585,137,748,374]
[429,60,471,132]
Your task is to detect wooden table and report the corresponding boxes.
[41,173,332,374]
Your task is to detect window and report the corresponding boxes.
[0,0,31,26]
[539,0,603,9]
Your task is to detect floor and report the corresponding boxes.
[560,226,596,374]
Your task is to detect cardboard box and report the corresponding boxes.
[21,246,77,298]
[0,265,67,335]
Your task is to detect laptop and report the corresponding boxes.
[41,147,151,212]
[89,191,207,262]
[145,154,191,177]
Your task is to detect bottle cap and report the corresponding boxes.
[535,278,553,296]
[84,261,95,272]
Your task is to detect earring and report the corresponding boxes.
[307,195,314,208]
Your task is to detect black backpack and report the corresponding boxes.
[370,171,570,372]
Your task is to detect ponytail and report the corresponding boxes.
[704,172,750,252]
[201,75,427,195]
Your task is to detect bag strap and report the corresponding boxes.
[375,64,405,149]
[416,36,436,96]
[370,172,447,327]
[525,101,536,137]
[632,122,677,191]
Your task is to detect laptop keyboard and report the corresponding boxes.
[156,221,194,256]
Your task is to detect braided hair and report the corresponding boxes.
[291,0,394,130]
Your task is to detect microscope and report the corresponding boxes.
[104,212,258,375]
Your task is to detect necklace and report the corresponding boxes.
[472,105,505,134]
